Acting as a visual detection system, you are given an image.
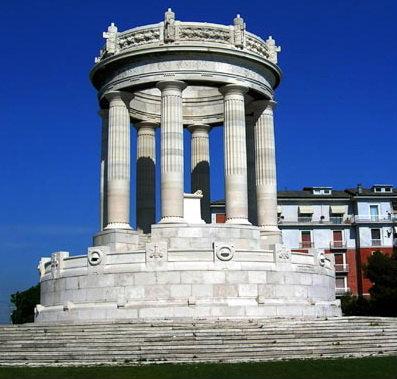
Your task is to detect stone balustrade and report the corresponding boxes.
[96,20,276,63]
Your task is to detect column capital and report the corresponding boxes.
[251,99,277,116]
[219,83,249,97]
[156,80,187,92]
[187,124,211,134]
[135,121,159,131]
[103,90,133,107]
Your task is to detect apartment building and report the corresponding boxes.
[211,184,397,297]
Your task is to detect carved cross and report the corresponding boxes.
[265,36,281,64]
[149,244,163,259]
[103,22,118,55]
[233,14,245,48]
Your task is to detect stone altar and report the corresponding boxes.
[35,10,341,322]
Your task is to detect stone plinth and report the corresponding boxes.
[36,224,340,323]
[93,229,143,253]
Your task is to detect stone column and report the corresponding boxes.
[220,84,250,224]
[246,114,257,225]
[254,100,281,243]
[157,80,187,223]
[99,109,109,231]
[104,91,131,229]
[136,121,157,233]
[188,124,211,223]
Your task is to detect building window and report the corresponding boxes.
[335,277,348,296]
[334,253,348,273]
[373,185,393,193]
[371,228,381,246]
[298,206,313,222]
[300,231,313,248]
[369,205,379,221]
[331,230,345,248]
[311,188,332,195]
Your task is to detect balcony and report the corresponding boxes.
[335,264,349,273]
[279,216,352,225]
[299,241,314,249]
[297,216,313,223]
[352,215,393,223]
[329,216,345,225]
[330,241,347,249]
[336,288,350,296]
[371,239,382,247]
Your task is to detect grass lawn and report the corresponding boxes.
[0,356,396,379]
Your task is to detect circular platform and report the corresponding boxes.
[36,225,340,322]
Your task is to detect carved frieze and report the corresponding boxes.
[95,21,276,64]
[118,28,160,49]
[179,26,230,43]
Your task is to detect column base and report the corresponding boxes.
[259,226,282,245]
[104,223,132,230]
[159,216,187,224]
[226,218,251,225]
[93,228,142,253]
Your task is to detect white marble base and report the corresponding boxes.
[36,225,341,323]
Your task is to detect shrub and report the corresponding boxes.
[10,284,40,324]
[340,294,371,316]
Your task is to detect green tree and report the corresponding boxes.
[10,284,40,324]
[364,250,397,316]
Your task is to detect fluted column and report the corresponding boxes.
[104,91,131,229]
[220,84,250,224]
[99,109,109,231]
[188,124,211,223]
[136,121,157,233]
[157,80,187,223]
[246,114,257,225]
[254,100,281,242]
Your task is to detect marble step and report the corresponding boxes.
[1,332,396,343]
[1,329,395,338]
[1,317,396,366]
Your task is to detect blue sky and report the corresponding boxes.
[0,0,396,322]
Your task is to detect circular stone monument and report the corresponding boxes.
[35,10,341,322]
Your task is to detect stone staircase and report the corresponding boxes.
[0,317,396,366]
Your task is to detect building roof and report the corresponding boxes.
[211,185,397,206]
[277,189,350,199]
[345,187,397,197]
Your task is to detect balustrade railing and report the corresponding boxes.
[371,239,382,247]
[330,241,347,249]
[336,288,350,296]
[299,241,314,249]
[334,264,349,273]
